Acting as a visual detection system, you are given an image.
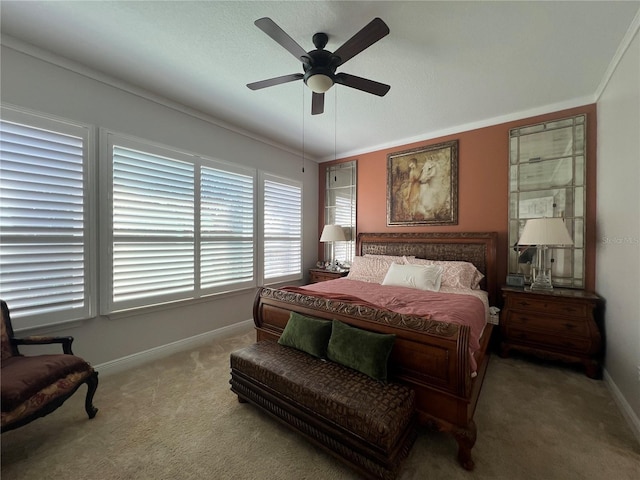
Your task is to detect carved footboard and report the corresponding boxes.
[253,286,492,470]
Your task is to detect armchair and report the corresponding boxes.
[1,300,98,433]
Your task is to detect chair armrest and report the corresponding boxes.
[12,335,75,354]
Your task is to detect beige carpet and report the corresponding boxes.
[2,326,639,480]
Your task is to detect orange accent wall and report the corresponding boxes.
[320,104,597,291]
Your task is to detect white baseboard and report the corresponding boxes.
[603,367,640,446]
[94,319,254,377]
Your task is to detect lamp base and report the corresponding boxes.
[530,269,554,291]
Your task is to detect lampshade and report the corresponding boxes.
[320,224,346,242]
[518,217,573,246]
[306,74,333,93]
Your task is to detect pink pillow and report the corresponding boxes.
[403,256,484,289]
[364,254,414,263]
[346,256,396,283]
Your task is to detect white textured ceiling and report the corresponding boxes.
[1,1,639,161]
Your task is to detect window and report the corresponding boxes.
[333,194,354,263]
[0,108,94,328]
[263,175,302,282]
[101,133,255,313]
[200,165,254,290]
[1,111,301,323]
[108,143,195,309]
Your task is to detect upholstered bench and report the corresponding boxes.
[230,340,416,480]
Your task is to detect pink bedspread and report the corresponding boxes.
[298,278,487,372]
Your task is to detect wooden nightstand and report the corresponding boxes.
[308,268,348,283]
[500,286,603,378]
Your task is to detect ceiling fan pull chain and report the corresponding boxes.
[301,82,305,173]
[334,88,338,167]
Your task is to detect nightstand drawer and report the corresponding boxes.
[506,297,588,317]
[507,311,589,336]
[507,327,592,352]
[309,269,348,283]
[312,271,339,282]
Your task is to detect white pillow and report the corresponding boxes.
[381,263,443,291]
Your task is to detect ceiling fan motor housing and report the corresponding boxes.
[302,38,341,92]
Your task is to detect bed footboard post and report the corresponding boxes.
[253,287,265,328]
[452,419,477,471]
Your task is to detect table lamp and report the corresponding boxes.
[320,224,346,271]
[518,217,573,291]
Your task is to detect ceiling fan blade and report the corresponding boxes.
[254,17,308,61]
[333,18,389,66]
[311,92,325,115]
[334,73,390,96]
[247,73,304,90]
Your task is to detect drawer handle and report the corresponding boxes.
[563,306,578,313]
[564,323,577,330]
[517,301,531,307]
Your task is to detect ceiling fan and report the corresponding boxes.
[247,17,390,115]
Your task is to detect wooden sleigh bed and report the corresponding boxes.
[252,232,498,470]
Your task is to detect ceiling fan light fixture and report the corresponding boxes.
[306,73,333,93]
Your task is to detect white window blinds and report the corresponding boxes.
[200,166,254,289]
[103,134,257,313]
[263,177,302,280]
[0,113,92,327]
[111,145,195,307]
[333,195,354,263]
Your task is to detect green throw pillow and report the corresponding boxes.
[327,320,396,381]
[278,312,333,358]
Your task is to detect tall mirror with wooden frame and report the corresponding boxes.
[508,115,586,288]
[324,161,357,267]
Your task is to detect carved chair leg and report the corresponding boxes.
[84,371,99,419]
[452,419,477,471]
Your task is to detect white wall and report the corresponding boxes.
[596,29,640,440]
[0,43,319,368]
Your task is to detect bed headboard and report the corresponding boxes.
[357,232,498,305]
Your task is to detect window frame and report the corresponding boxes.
[1,110,306,324]
[260,172,303,285]
[0,105,96,330]
[99,130,259,315]
[198,159,257,295]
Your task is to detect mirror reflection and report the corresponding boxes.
[325,161,357,266]
[508,115,586,288]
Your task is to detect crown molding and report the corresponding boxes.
[0,34,315,161]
